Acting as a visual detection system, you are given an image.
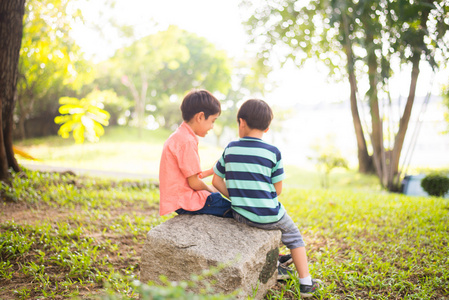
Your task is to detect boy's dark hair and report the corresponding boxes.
[180,89,221,121]
[237,99,273,130]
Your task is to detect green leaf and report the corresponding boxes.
[55,92,111,144]
[54,115,71,124]
[93,121,105,137]
[73,125,85,144]
[59,104,84,114]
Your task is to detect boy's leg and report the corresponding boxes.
[176,193,232,218]
[291,246,310,279]
[233,211,321,295]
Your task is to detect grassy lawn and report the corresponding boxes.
[2,126,448,299]
[15,126,380,189]
[15,126,173,177]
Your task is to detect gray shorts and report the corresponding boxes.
[232,211,305,249]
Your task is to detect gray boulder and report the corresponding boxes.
[140,214,282,299]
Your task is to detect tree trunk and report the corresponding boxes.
[16,95,27,140]
[342,11,373,174]
[0,0,25,182]
[121,73,147,138]
[366,32,388,186]
[388,5,430,191]
[389,56,420,190]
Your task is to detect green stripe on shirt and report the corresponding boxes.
[226,179,274,193]
[225,162,272,177]
[231,196,279,208]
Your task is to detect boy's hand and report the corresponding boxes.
[208,185,219,193]
[199,167,214,179]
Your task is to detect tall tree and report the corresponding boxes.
[242,0,449,190]
[0,0,26,181]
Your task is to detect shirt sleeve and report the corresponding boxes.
[178,140,202,178]
[272,151,285,184]
[213,151,226,178]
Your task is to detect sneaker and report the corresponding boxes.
[277,264,293,281]
[278,253,293,266]
[300,279,322,298]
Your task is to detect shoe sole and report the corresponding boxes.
[300,279,322,298]
[300,292,314,298]
[281,258,293,266]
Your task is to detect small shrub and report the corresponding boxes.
[421,173,449,197]
[308,135,349,189]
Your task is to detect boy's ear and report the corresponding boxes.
[194,112,205,121]
[264,127,270,133]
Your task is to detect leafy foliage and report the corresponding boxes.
[421,173,449,197]
[241,0,449,190]
[444,84,449,134]
[16,0,93,139]
[308,136,349,188]
[95,25,233,130]
[54,94,110,144]
[103,267,238,300]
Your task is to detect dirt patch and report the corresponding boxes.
[1,200,71,225]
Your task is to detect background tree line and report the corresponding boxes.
[14,0,269,143]
[1,0,449,190]
[242,0,449,190]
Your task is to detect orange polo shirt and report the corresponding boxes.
[159,122,210,216]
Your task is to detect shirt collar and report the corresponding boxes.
[180,121,199,143]
[240,136,262,141]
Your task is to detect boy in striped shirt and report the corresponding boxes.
[212,99,320,298]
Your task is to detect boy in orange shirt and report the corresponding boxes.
[158,89,232,217]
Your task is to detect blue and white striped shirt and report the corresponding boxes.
[214,137,286,223]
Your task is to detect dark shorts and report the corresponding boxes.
[176,193,233,218]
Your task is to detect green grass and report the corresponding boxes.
[15,125,381,189]
[1,167,448,299]
[0,169,164,299]
[15,126,228,177]
[281,189,449,299]
[4,125,447,299]
[15,126,173,176]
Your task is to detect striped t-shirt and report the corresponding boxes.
[213,136,286,224]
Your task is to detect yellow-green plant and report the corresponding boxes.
[54,96,110,144]
[308,135,349,189]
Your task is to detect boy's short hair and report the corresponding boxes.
[180,89,221,121]
[237,99,273,130]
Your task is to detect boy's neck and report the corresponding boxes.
[242,129,265,139]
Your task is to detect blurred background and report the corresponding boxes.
[15,0,449,192]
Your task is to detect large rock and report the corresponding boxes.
[140,214,282,299]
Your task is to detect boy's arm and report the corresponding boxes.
[212,174,229,198]
[199,160,219,179]
[199,167,214,179]
[187,174,218,193]
[274,181,282,196]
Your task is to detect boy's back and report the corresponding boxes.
[159,122,209,216]
[214,136,286,224]
[212,98,321,297]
